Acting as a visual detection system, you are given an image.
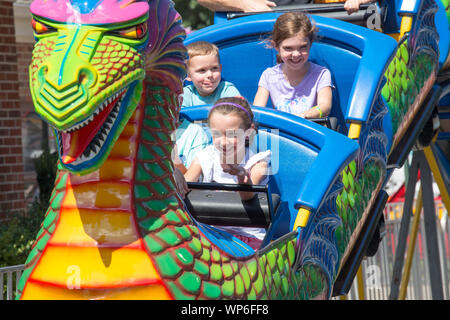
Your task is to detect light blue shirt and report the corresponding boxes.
[182,80,241,107]
[175,119,210,167]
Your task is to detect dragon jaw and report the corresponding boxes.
[56,83,138,173]
[58,88,127,165]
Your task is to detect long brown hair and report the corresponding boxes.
[269,12,317,63]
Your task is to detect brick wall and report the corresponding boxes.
[0,0,25,219]
[17,42,38,199]
[17,42,33,104]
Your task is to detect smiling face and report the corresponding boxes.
[276,33,311,72]
[209,112,248,165]
[186,54,222,97]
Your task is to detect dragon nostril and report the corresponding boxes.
[79,68,96,87]
[79,72,87,85]
[37,65,48,81]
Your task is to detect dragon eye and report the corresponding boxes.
[31,18,56,35]
[111,22,148,40]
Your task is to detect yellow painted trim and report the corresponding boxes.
[21,280,172,300]
[348,122,362,139]
[356,265,365,300]
[293,208,311,230]
[387,33,401,41]
[399,16,413,38]
[399,188,422,300]
[50,208,139,246]
[30,246,161,288]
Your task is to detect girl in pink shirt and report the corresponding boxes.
[253,12,334,119]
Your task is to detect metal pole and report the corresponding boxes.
[15,270,21,299]
[423,144,450,216]
[417,151,444,300]
[381,232,390,299]
[420,216,432,299]
[412,234,423,299]
[389,153,420,299]
[6,271,12,301]
[399,188,423,299]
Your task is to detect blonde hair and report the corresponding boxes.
[186,41,220,65]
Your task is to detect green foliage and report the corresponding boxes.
[0,202,47,267]
[0,150,58,267]
[33,150,58,204]
[173,0,213,31]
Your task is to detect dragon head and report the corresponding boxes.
[29,0,185,174]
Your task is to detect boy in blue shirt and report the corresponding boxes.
[174,41,241,187]
[182,41,240,107]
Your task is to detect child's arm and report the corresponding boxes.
[198,0,276,12]
[253,86,270,108]
[249,161,268,185]
[172,143,188,174]
[298,86,333,119]
[184,158,203,182]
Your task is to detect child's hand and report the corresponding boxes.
[344,0,362,15]
[221,164,250,184]
[242,0,276,12]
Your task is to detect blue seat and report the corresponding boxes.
[180,106,359,244]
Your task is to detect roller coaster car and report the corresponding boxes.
[182,11,397,245]
[181,106,359,252]
[183,117,337,235]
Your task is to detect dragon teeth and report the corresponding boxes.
[64,88,126,133]
[68,94,124,166]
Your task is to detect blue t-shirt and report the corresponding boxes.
[182,80,241,107]
[175,119,210,167]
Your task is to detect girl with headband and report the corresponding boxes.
[184,96,271,248]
